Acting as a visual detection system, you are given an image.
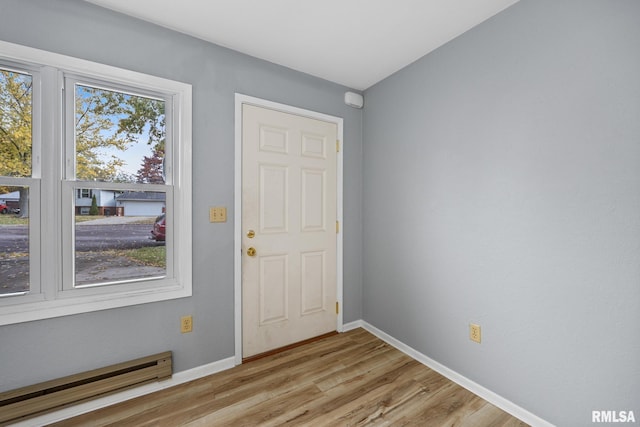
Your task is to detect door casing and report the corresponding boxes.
[234,94,344,365]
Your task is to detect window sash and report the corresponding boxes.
[62,75,175,291]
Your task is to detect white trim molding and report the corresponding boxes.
[342,320,364,332]
[360,321,555,427]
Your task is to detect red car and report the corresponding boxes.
[151,214,166,241]
[0,203,8,214]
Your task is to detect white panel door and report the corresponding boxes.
[242,104,337,358]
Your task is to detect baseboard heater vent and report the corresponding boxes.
[0,351,172,425]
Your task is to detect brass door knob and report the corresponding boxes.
[247,247,257,257]
[247,230,255,238]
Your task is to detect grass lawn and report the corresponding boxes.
[0,215,28,225]
[0,215,107,225]
[0,252,28,259]
[0,215,156,225]
[112,246,166,268]
[75,215,106,223]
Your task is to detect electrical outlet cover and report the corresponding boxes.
[181,315,193,333]
[470,323,481,343]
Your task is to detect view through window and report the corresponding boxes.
[0,69,32,296]
[71,84,168,287]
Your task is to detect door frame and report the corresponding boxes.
[234,94,344,365]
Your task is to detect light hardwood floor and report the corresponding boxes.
[52,329,528,426]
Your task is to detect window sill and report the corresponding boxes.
[0,282,191,326]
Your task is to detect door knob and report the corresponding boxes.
[247,230,255,238]
[247,247,257,257]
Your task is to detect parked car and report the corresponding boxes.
[151,214,166,241]
[0,203,8,214]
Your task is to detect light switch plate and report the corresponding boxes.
[209,206,227,223]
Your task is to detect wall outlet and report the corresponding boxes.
[469,323,481,343]
[181,315,193,333]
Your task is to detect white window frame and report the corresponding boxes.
[0,41,192,326]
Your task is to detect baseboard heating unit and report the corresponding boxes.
[0,351,172,425]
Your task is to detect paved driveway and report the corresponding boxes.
[0,217,161,253]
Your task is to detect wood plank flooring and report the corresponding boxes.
[51,329,528,426]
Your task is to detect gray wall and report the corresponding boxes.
[0,0,363,390]
[363,0,639,425]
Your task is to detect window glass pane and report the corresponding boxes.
[75,84,165,183]
[0,69,32,178]
[0,186,29,295]
[74,189,166,287]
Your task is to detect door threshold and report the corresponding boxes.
[242,331,338,364]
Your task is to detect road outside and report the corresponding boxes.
[0,216,165,295]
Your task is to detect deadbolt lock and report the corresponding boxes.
[247,247,257,257]
[247,230,255,238]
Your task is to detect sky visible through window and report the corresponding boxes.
[75,84,165,183]
[109,130,155,176]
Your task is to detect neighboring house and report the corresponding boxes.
[0,190,20,212]
[116,191,166,216]
[5,188,165,216]
[75,188,122,216]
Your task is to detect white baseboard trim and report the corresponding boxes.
[342,319,364,331]
[13,356,236,427]
[360,321,555,427]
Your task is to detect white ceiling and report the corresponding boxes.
[85,0,519,91]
